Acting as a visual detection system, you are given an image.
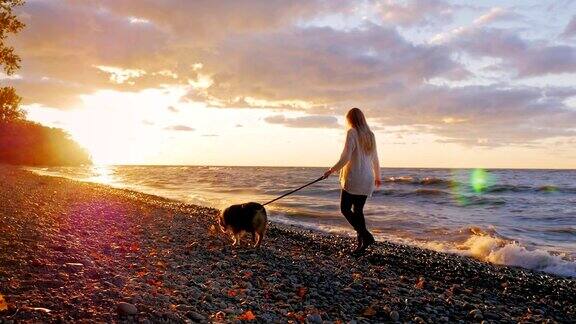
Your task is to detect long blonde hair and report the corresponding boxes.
[346,108,375,153]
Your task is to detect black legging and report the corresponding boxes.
[340,190,372,239]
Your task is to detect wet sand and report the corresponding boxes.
[0,166,574,323]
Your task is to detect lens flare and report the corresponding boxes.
[471,168,490,193]
[450,168,495,206]
[541,185,558,193]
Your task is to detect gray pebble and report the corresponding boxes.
[116,302,138,315]
[390,310,400,322]
[305,313,322,324]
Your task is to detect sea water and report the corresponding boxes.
[30,165,576,277]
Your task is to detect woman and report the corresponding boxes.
[323,108,381,255]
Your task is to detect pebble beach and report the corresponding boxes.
[0,166,575,323]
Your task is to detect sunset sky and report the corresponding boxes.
[4,0,576,168]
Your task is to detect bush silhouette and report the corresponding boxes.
[0,120,91,166]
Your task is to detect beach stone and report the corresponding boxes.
[111,276,126,288]
[305,313,322,323]
[390,310,400,322]
[157,295,170,304]
[186,311,205,321]
[469,309,483,320]
[116,302,138,316]
[176,304,195,312]
[451,284,461,294]
[223,308,238,314]
[260,313,273,322]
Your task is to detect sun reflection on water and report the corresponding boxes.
[87,165,116,185]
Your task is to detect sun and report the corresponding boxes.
[62,88,185,165]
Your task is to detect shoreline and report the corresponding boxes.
[1,166,575,323]
[26,165,576,279]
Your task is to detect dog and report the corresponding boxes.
[218,202,267,247]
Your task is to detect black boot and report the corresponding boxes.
[353,231,375,256]
[352,233,364,255]
[363,231,375,248]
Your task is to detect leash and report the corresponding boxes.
[262,176,326,206]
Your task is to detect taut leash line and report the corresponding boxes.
[262,176,325,206]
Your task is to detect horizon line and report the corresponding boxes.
[86,164,576,171]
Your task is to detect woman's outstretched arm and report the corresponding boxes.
[326,129,356,176]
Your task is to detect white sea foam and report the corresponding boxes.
[454,235,576,277]
[390,232,576,278]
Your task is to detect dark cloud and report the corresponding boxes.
[187,24,468,109]
[164,125,194,131]
[265,115,339,128]
[11,0,175,107]
[80,0,351,44]
[366,84,576,145]
[468,30,574,77]
[438,23,576,77]
[562,15,576,38]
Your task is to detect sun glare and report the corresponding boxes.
[63,87,187,165]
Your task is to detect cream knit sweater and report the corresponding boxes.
[331,128,381,196]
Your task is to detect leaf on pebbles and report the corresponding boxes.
[362,306,377,316]
[287,312,305,322]
[352,273,362,281]
[0,294,7,311]
[296,287,307,298]
[415,277,426,289]
[129,243,140,252]
[237,310,256,321]
[227,289,238,297]
[214,311,226,321]
[147,279,163,287]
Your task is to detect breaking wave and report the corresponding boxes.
[455,234,576,278]
[385,226,576,278]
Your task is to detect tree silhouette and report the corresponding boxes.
[0,0,91,165]
[0,87,23,123]
[1,0,25,75]
[1,0,25,123]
